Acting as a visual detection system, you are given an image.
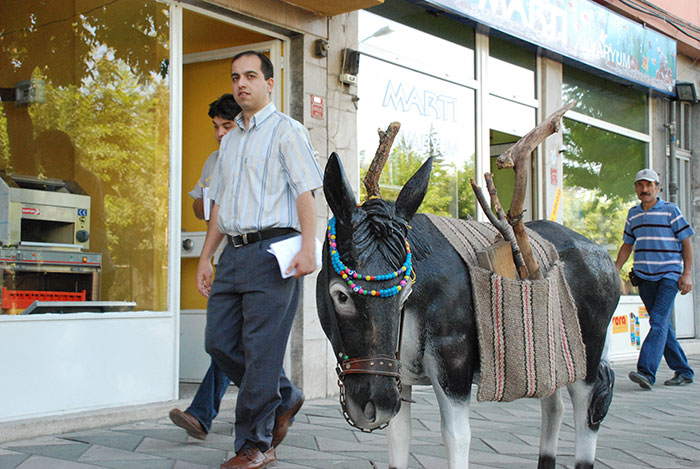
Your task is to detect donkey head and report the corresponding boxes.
[317,152,432,430]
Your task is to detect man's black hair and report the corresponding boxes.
[208,94,241,120]
[231,50,274,80]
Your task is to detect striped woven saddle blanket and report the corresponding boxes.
[423,214,586,403]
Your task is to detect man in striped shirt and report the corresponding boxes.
[196,51,323,469]
[615,168,695,390]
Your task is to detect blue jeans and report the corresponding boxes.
[636,277,695,384]
[186,359,230,433]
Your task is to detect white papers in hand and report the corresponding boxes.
[267,235,322,279]
[203,187,211,221]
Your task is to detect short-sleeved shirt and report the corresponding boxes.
[188,150,218,200]
[209,102,323,236]
[622,197,694,282]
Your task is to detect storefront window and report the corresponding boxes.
[0,0,170,312]
[488,36,536,102]
[358,11,476,219]
[562,67,648,294]
[563,65,648,133]
[487,36,537,211]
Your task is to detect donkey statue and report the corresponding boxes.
[316,152,621,468]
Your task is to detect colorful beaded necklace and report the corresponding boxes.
[327,217,412,298]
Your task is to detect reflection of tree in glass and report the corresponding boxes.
[561,118,644,293]
[562,68,647,133]
[0,1,170,310]
[360,128,475,220]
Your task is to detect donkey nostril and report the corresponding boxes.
[363,401,376,421]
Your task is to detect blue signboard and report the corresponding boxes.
[422,0,676,94]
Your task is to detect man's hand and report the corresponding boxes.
[286,246,316,278]
[679,271,693,295]
[196,257,214,297]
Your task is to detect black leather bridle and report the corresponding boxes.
[332,303,408,432]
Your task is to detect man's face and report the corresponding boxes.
[212,116,235,144]
[231,54,273,115]
[634,179,660,204]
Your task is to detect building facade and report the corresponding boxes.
[0,0,698,424]
[0,0,372,423]
[350,0,700,360]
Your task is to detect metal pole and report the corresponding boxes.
[666,100,679,204]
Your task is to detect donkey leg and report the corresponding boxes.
[538,388,564,469]
[567,380,598,469]
[387,384,412,469]
[433,384,471,469]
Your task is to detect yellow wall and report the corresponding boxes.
[180,58,233,310]
[179,7,277,310]
[182,58,235,233]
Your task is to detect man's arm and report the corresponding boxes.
[192,198,205,220]
[679,237,693,295]
[615,242,634,271]
[286,190,317,278]
[196,203,225,297]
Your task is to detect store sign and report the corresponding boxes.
[358,55,475,168]
[382,81,457,122]
[423,0,677,94]
[22,207,40,216]
[611,314,628,334]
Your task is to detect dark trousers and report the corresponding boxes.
[205,234,302,452]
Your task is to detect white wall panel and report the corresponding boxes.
[0,313,176,422]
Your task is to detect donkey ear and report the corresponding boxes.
[395,157,433,222]
[324,152,358,223]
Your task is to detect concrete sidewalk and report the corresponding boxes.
[1,354,699,468]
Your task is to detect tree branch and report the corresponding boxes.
[471,177,529,279]
[362,122,401,200]
[496,102,576,280]
[484,173,528,279]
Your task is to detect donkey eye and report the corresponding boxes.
[330,279,356,317]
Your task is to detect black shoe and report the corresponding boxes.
[664,372,693,386]
[629,371,652,390]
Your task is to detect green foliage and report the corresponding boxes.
[0,2,170,309]
[359,128,475,219]
[561,117,644,291]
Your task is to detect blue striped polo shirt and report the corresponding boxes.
[209,102,323,236]
[622,197,694,281]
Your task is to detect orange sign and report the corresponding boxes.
[612,314,629,334]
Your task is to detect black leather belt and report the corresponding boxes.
[227,228,297,248]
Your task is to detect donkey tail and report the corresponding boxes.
[587,361,614,430]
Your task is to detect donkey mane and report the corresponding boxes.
[344,198,431,268]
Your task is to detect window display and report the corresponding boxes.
[0,0,170,312]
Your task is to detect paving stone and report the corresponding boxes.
[172,461,211,469]
[0,452,30,469]
[5,443,89,462]
[14,455,104,468]
[278,433,320,451]
[60,429,144,452]
[95,460,175,469]
[78,444,165,462]
[117,427,191,444]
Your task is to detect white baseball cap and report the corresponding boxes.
[634,168,659,184]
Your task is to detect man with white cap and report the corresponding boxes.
[615,168,695,389]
